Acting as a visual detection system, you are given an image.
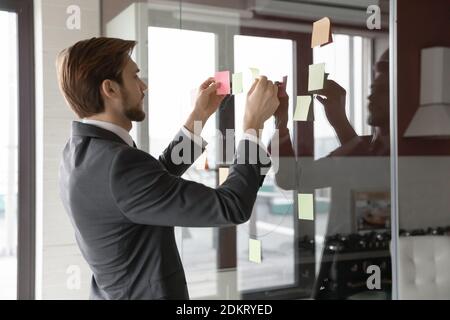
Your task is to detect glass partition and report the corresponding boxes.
[170,0,391,300]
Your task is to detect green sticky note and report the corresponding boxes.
[298,193,314,220]
[249,238,261,263]
[249,67,260,80]
[293,96,312,121]
[308,63,325,92]
[232,72,243,94]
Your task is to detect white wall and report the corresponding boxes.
[34,0,100,300]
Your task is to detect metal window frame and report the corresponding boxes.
[389,0,399,301]
[0,0,36,300]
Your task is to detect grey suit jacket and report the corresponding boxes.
[59,121,270,300]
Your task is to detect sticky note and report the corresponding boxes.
[215,71,231,95]
[219,167,229,185]
[249,238,261,263]
[311,17,333,48]
[293,96,312,121]
[298,193,314,220]
[232,72,243,94]
[196,152,208,170]
[249,67,260,79]
[308,63,325,92]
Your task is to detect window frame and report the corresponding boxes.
[0,0,36,300]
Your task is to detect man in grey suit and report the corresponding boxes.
[57,37,279,299]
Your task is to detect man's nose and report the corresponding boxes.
[141,79,148,92]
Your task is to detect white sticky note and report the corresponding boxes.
[308,63,325,92]
[293,96,312,121]
[298,193,314,220]
[219,167,229,185]
[249,238,262,263]
[232,72,243,94]
[249,67,260,80]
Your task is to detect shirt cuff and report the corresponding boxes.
[181,126,208,149]
[242,132,268,155]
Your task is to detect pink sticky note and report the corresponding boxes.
[214,71,231,95]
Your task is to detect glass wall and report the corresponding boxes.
[132,0,392,299]
[32,0,450,300]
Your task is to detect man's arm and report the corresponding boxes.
[268,81,298,190]
[158,77,224,176]
[158,126,207,177]
[110,139,270,227]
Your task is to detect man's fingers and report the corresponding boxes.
[204,82,220,94]
[255,75,268,91]
[200,77,215,90]
[272,83,279,97]
[316,95,327,104]
[248,78,259,96]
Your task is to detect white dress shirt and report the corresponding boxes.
[81,119,134,147]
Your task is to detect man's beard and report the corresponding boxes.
[121,88,146,122]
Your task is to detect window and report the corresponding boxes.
[0,10,18,300]
[148,26,218,298]
[234,35,296,292]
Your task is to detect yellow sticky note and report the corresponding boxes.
[249,67,260,80]
[195,152,208,170]
[249,238,261,263]
[308,63,325,92]
[219,167,229,185]
[232,72,243,94]
[298,193,314,220]
[311,17,333,48]
[293,96,312,121]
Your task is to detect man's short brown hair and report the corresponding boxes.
[56,37,137,118]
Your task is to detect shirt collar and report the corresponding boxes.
[80,119,134,147]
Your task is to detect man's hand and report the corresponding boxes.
[243,76,280,136]
[315,79,347,127]
[316,79,358,145]
[184,77,226,134]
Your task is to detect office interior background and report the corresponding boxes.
[1,0,450,300]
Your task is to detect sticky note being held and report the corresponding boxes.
[215,71,231,95]
[298,193,314,220]
[218,167,229,185]
[293,96,312,121]
[249,238,262,263]
[308,63,326,92]
[311,17,333,48]
[232,72,243,94]
[249,67,260,80]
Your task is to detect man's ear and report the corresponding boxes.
[100,79,120,100]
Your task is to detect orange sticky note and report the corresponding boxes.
[219,167,229,185]
[215,71,231,95]
[311,17,332,48]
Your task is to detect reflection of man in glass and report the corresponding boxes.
[271,49,391,299]
[273,49,389,159]
[317,49,390,156]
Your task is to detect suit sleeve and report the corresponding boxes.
[158,129,207,176]
[268,128,299,190]
[110,139,271,227]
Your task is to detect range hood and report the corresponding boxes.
[404,47,450,138]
